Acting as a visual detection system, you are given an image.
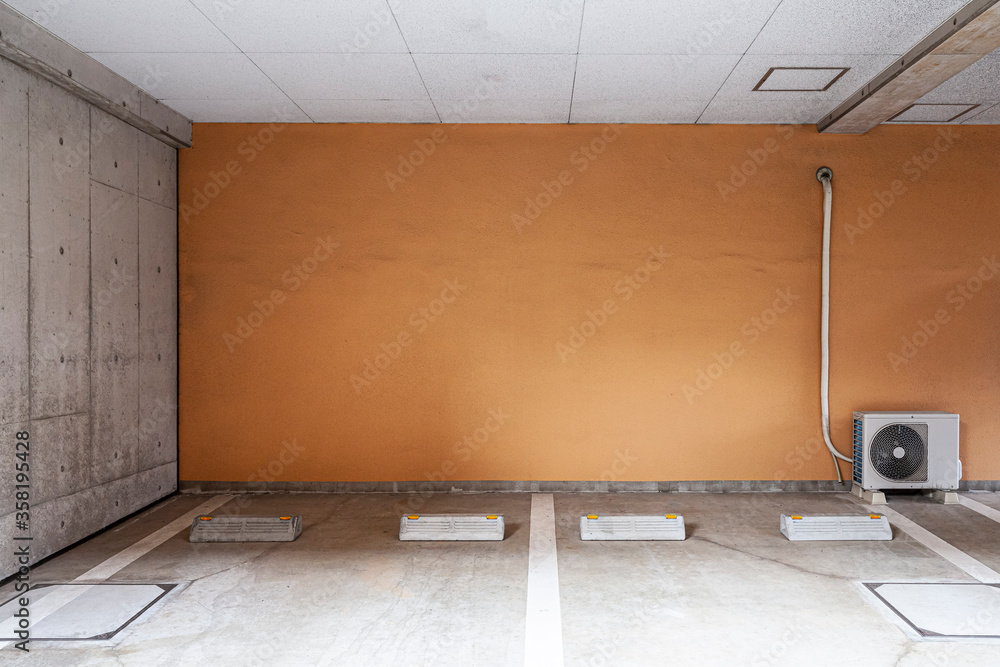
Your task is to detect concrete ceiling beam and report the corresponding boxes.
[0,3,191,148]
[819,0,1000,134]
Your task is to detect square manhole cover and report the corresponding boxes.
[866,582,1000,639]
[0,583,174,641]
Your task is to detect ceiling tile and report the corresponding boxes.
[755,67,848,91]
[297,99,439,123]
[699,54,898,123]
[570,99,707,123]
[698,96,837,124]
[249,53,428,100]
[387,0,583,53]
[160,99,311,123]
[187,0,408,53]
[415,54,576,101]
[748,0,968,55]
[9,0,1000,124]
[436,99,570,123]
[90,53,287,100]
[962,102,1000,124]
[918,52,1000,103]
[572,55,739,102]
[886,103,980,123]
[579,0,781,55]
[4,0,236,52]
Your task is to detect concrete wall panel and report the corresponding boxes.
[26,486,100,564]
[27,461,178,565]
[90,107,138,196]
[27,77,90,203]
[90,182,139,485]
[138,132,177,209]
[0,60,30,426]
[0,423,21,542]
[1,25,178,581]
[139,198,178,470]
[124,461,178,516]
[28,76,90,420]
[30,412,92,505]
[0,509,15,577]
[5,453,175,573]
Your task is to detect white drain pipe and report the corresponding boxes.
[817,167,853,483]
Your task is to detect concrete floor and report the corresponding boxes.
[3,491,1000,666]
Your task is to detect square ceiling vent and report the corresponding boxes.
[886,103,980,123]
[753,67,850,92]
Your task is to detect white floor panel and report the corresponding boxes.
[867,583,1000,639]
[0,583,172,640]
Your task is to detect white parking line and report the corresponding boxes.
[959,495,1000,525]
[0,495,231,649]
[524,494,564,667]
[846,496,1000,584]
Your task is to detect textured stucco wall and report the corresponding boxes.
[178,122,999,484]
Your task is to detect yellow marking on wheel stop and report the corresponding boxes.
[587,515,598,520]
[280,516,291,520]
[665,514,676,519]
[486,515,497,520]
[869,514,881,519]
[791,516,803,520]
[408,515,419,520]
[199,516,212,521]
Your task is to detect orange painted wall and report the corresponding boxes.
[178,122,1000,483]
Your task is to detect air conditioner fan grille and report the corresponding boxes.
[869,423,927,481]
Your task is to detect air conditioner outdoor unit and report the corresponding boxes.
[853,411,961,491]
